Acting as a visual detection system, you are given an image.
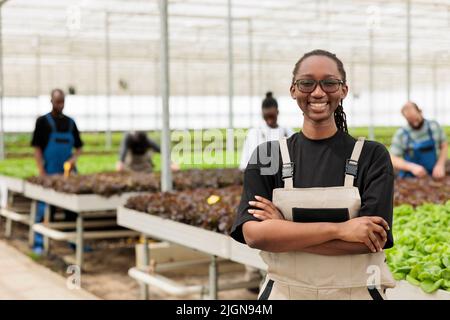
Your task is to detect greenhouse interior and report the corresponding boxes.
[0,0,449,303]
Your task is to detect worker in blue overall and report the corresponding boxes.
[390,102,448,179]
[31,89,83,254]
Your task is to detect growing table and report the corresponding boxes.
[117,206,266,299]
[0,176,29,237]
[24,182,139,269]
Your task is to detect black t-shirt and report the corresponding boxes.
[31,114,83,151]
[230,130,395,249]
[119,132,161,162]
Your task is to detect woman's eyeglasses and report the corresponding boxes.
[293,79,344,93]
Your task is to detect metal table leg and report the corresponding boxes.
[28,200,37,247]
[76,214,84,270]
[5,216,12,237]
[209,255,218,300]
[5,191,13,237]
[140,235,149,300]
[43,204,51,255]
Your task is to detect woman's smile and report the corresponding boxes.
[308,102,329,113]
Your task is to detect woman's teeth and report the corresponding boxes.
[310,102,328,107]
[309,102,329,110]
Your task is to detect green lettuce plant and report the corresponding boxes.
[386,202,450,293]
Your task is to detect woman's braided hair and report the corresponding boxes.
[292,49,348,133]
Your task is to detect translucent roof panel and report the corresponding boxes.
[1,0,449,97]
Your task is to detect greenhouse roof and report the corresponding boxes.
[1,0,450,96]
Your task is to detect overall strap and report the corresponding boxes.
[344,137,365,187]
[425,120,435,142]
[402,128,412,150]
[279,137,293,189]
[45,113,57,132]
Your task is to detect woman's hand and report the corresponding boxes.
[248,195,285,221]
[337,216,389,253]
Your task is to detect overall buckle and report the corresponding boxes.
[345,159,358,177]
[282,162,294,179]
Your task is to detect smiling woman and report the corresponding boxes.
[291,50,349,136]
[231,49,397,300]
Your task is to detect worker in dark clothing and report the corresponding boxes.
[31,88,83,254]
[116,131,179,172]
[116,131,160,173]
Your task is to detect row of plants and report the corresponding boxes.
[125,185,242,234]
[394,176,450,207]
[26,169,243,196]
[389,162,450,294]
[385,202,450,293]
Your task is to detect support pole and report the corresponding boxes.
[43,204,51,255]
[159,0,172,191]
[76,214,84,270]
[208,255,218,300]
[226,0,234,154]
[406,0,411,100]
[247,19,253,128]
[5,216,11,237]
[349,47,356,119]
[0,0,8,160]
[432,60,437,119]
[154,57,159,130]
[4,189,12,237]
[368,29,375,140]
[29,200,37,247]
[105,12,112,149]
[184,59,189,129]
[35,35,41,116]
[140,235,149,300]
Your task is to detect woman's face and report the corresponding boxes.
[262,107,278,128]
[290,55,348,124]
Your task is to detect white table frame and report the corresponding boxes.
[117,206,266,299]
[24,182,140,269]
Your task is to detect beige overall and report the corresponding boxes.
[124,151,153,173]
[258,137,396,300]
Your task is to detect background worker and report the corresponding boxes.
[30,88,83,254]
[116,131,179,172]
[390,102,448,179]
[239,92,295,171]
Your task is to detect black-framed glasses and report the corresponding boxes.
[293,79,345,93]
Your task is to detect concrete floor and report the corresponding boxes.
[0,240,98,300]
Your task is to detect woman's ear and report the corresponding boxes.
[341,84,349,100]
[290,85,296,99]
